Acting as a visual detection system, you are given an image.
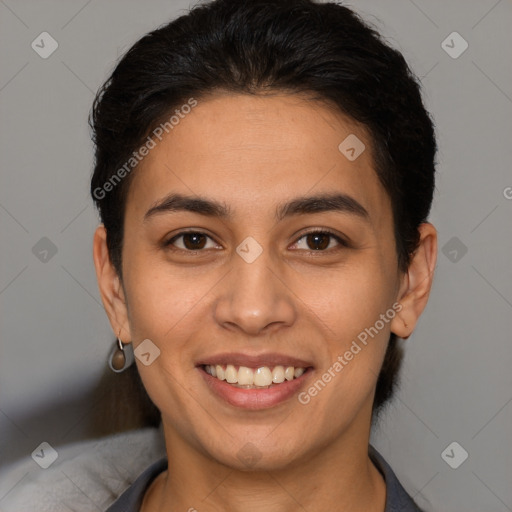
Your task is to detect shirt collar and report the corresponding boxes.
[107,445,423,511]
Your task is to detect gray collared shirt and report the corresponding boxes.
[106,445,423,511]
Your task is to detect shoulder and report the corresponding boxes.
[369,445,424,512]
[0,427,165,512]
[105,457,168,512]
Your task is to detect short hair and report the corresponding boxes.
[90,0,437,419]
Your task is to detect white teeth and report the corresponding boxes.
[254,367,273,386]
[204,364,307,387]
[238,366,254,385]
[225,364,237,383]
[216,365,225,380]
[272,365,285,383]
[285,366,295,381]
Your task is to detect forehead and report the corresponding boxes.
[126,93,391,226]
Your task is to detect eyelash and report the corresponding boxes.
[163,228,349,255]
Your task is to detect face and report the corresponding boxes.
[95,93,433,471]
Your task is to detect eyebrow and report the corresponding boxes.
[143,192,370,223]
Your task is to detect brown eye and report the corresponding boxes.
[182,233,207,250]
[292,230,348,252]
[165,231,218,251]
[305,232,330,250]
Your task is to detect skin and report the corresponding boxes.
[93,93,437,512]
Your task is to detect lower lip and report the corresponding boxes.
[198,366,313,410]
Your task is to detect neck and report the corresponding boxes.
[142,421,386,512]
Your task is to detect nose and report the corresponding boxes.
[213,244,297,336]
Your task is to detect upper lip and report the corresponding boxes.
[196,352,314,369]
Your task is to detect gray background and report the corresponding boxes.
[0,0,511,510]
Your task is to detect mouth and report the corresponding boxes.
[196,353,314,409]
[201,363,310,388]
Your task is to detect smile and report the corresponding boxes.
[198,364,314,410]
[203,364,306,388]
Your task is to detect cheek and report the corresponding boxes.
[121,255,209,426]
[122,246,202,336]
[296,254,396,339]
[298,254,396,398]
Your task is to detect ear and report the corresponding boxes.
[92,224,132,343]
[391,222,437,339]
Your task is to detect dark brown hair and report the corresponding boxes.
[90,0,436,425]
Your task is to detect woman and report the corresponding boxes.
[90,0,437,510]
